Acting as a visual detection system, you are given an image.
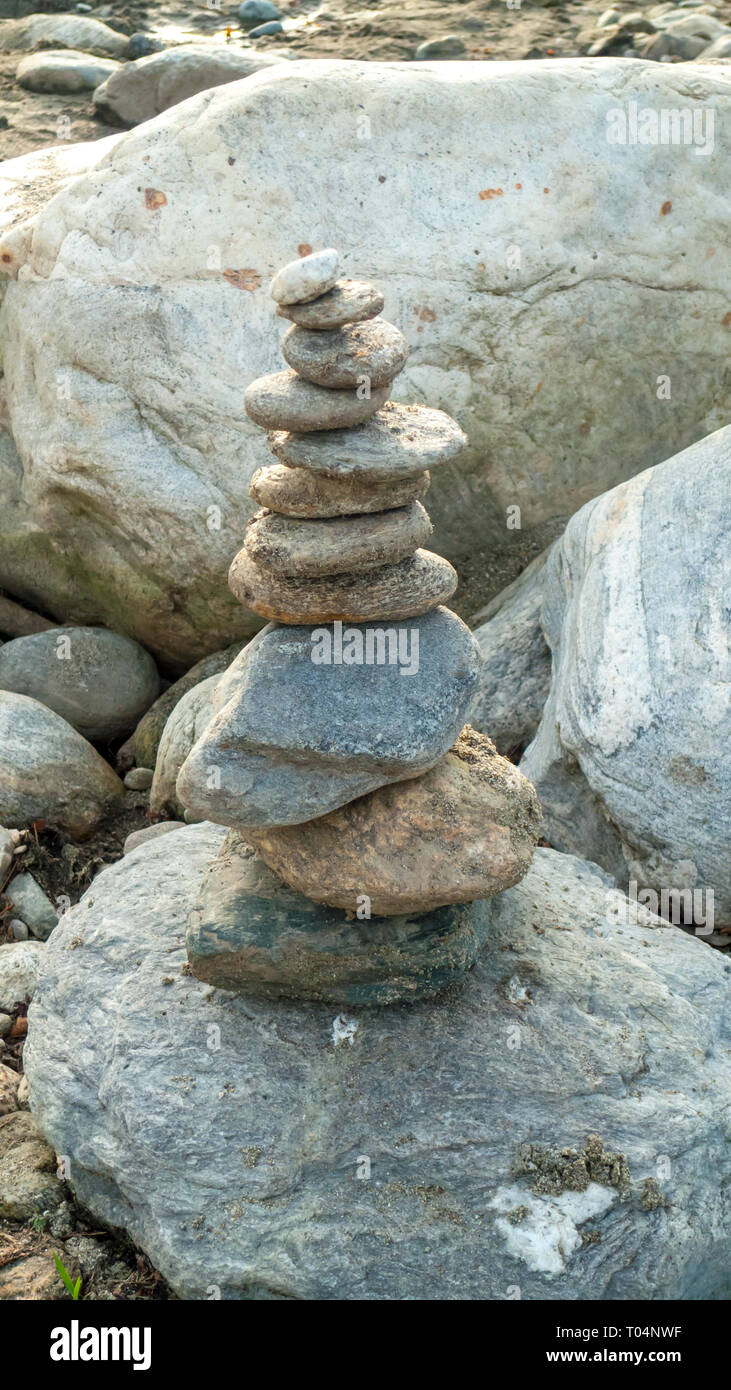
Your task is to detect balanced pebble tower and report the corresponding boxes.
[178,249,541,1005]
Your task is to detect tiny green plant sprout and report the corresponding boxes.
[53,1251,82,1300]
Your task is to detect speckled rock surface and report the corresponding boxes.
[276,278,384,331]
[244,370,389,432]
[246,726,541,915]
[249,462,429,517]
[24,824,731,1300]
[243,501,432,577]
[281,317,409,390]
[228,546,457,623]
[270,248,339,305]
[269,402,467,478]
[177,609,481,827]
[187,832,482,1005]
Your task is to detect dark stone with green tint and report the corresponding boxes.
[186,832,482,1005]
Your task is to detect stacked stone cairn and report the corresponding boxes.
[178,249,541,1006]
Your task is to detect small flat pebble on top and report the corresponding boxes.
[276,279,384,331]
[270,248,340,306]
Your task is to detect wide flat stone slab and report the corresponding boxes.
[24,824,731,1300]
[228,547,457,623]
[269,402,467,478]
[243,500,432,577]
[246,726,542,915]
[249,462,429,517]
[281,318,409,390]
[176,608,481,827]
[276,279,384,331]
[187,832,481,1005]
[244,371,389,432]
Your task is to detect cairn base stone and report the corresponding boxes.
[186,833,482,1005]
[24,824,731,1301]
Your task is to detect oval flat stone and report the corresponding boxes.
[243,501,432,578]
[250,462,430,517]
[281,317,409,390]
[228,547,457,623]
[244,370,389,432]
[186,832,481,1005]
[276,279,384,331]
[268,401,467,478]
[176,607,481,827]
[269,247,339,305]
[247,726,542,917]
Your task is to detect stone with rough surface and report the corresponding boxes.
[270,248,339,305]
[0,626,160,741]
[521,426,731,924]
[24,824,731,1300]
[93,44,284,127]
[0,60,727,662]
[245,370,389,432]
[16,49,120,93]
[243,500,431,577]
[0,941,44,1013]
[250,461,429,517]
[0,1111,63,1220]
[0,1063,20,1116]
[187,832,482,1005]
[246,726,541,915]
[177,609,480,827]
[276,279,384,330]
[4,873,58,940]
[0,692,124,838]
[281,317,409,390]
[228,547,457,623]
[269,401,467,478]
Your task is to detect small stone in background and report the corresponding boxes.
[0,1013,11,1037]
[9,920,29,942]
[0,941,45,1012]
[249,20,283,37]
[16,49,121,94]
[414,36,467,59]
[124,766,154,791]
[16,1073,29,1108]
[126,32,162,59]
[5,874,59,941]
[239,0,280,29]
[123,822,185,855]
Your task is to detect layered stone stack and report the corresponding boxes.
[178,250,541,1005]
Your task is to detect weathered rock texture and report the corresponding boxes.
[517,426,731,924]
[24,823,731,1300]
[1,60,727,662]
[246,725,542,914]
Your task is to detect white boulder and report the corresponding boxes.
[0,14,130,58]
[0,59,727,663]
[16,48,121,93]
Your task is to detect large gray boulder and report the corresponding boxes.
[0,625,159,741]
[24,823,731,1300]
[93,44,285,127]
[0,58,727,663]
[519,426,731,926]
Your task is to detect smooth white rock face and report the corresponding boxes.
[16,49,121,94]
[0,59,728,663]
[269,248,340,305]
[23,829,731,1300]
[92,44,285,127]
[520,425,731,925]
